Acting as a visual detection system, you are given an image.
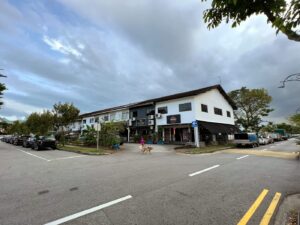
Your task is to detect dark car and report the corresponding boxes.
[10,136,18,144]
[32,136,57,150]
[14,135,30,146]
[22,137,36,148]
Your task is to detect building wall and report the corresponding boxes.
[155,89,235,127]
[81,109,129,131]
[194,89,235,125]
[155,96,196,126]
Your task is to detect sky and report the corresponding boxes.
[0,0,299,122]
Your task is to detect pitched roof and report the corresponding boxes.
[79,84,237,118]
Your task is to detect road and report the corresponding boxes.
[255,138,300,153]
[0,141,299,225]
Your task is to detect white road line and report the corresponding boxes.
[44,195,132,225]
[236,155,249,160]
[50,155,86,161]
[261,149,267,151]
[189,165,220,177]
[18,149,50,162]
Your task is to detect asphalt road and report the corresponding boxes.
[0,141,299,225]
[255,138,300,153]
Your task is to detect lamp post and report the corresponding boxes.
[278,73,300,88]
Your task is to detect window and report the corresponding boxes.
[95,117,99,123]
[158,106,168,114]
[110,112,116,121]
[82,119,86,124]
[132,111,138,117]
[214,107,223,116]
[122,112,129,120]
[227,111,231,117]
[201,104,208,113]
[90,118,95,123]
[179,102,192,112]
[103,115,109,121]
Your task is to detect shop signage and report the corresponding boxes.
[167,114,181,124]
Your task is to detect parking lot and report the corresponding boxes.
[0,141,299,225]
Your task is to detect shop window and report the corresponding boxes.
[214,107,223,116]
[179,102,192,112]
[227,111,231,117]
[158,106,168,114]
[201,104,208,113]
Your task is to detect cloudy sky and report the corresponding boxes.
[0,0,299,122]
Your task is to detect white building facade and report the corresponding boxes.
[154,86,238,144]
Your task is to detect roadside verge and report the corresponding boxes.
[221,149,300,160]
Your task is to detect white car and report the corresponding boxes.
[258,137,268,145]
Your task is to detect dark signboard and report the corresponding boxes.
[167,114,181,124]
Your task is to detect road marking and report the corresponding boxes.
[236,155,249,160]
[237,189,269,225]
[50,155,86,161]
[44,195,132,225]
[189,165,220,177]
[261,149,267,151]
[259,192,281,225]
[18,149,50,162]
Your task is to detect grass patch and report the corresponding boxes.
[58,144,113,155]
[176,144,234,154]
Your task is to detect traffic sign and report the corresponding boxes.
[192,120,198,128]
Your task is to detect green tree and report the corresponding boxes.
[8,120,29,135]
[229,87,273,132]
[26,110,54,135]
[53,102,80,145]
[0,77,6,108]
[202,0,300,42]
[289,113,300,127]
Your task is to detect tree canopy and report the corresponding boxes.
[202,0,300,42]
[52,102,80,130]
[0,76,6,108]
[229,87,273,132]
[26,111,54,135]
[289,113,300,127]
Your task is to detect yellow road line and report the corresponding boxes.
[259,192,282,225]
[237,189,269,225]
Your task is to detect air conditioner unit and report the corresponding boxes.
[148,115,154,119]
[132,117,136,121]
[155,113,162,118]
[148,120,154,125]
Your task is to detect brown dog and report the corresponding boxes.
[140,145,153,154]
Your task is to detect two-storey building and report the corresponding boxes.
[154,85,239,144]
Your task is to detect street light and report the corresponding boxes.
[278,73,300,88]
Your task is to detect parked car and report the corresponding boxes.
[234,133,259,148]
[32,135,57,150]
[10,136,18,144]
[265,135,274,144]
[258,136,268,145]
[22,137,36,148]
[13,135,30,146]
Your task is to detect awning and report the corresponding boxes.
[198,121,240,134]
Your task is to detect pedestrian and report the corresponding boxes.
[140,136,145,147]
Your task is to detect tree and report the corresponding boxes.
[52,102,80,145]
[202,0,300,42]
[26,111,54,135]
[289,113,300,127]
[0,81,6,108]
[229,87,273,132]
[8,120,29,135]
